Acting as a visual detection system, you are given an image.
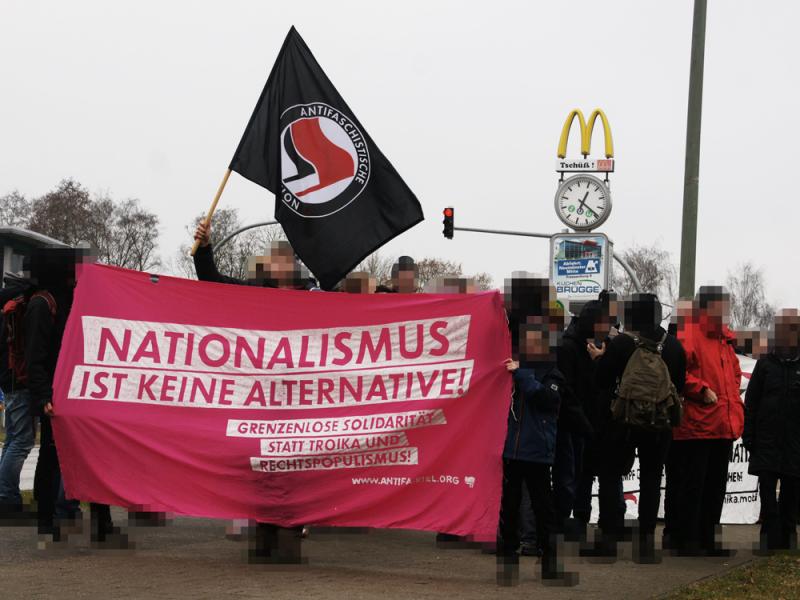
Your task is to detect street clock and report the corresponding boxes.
[554,108,615,232]
[554,174,612,231]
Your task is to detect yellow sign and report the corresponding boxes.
[557,108,614,159]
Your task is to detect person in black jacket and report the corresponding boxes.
[24,248,121,544]
[571,292,628,556]
[554,300,605,538]
[194,221,308,563]
[194,221,313,290]
[743,309,800,551]
[497,315,576,587]
[592,293,686,562]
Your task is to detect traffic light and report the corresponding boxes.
[442,207,454,239]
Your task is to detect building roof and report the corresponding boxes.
[0,226,69,248]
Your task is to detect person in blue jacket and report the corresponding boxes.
[497,315,576,586]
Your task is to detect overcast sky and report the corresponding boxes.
[2,1,797,307]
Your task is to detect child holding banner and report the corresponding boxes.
[497,313,576,587]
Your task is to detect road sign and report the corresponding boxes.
[550,232,612,311]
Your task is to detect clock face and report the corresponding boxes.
[554,175,612,230]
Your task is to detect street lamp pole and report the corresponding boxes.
[678,0,708,298]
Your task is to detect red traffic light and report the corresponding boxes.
[442,207,454,239]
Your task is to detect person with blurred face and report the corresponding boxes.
[593,294,686,562]
[192,221,308,563]
[193,221,311,290]
[423,276,476,295]
[498,316,576,586]
[568,291,628,555]
[670,286,742,556]
[554,300,603,541]
[743,309,800,551]
[389,256,418,293]
[342,271,376,294]
[3,248,121,545]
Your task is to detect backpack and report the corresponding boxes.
[2,290,57,387]
[611,332,683,431]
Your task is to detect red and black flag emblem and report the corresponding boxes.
[229,27,424,289]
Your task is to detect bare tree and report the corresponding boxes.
[108,199,161,271]
[473,272,494,291]
[727,262,775,329]
[175,210,286,280]
[28,179,94,245]
[356,251,395,286]
[611,243,677,305]
[0,191,32,228]
[416,257,462,292]
[20,179,161,270]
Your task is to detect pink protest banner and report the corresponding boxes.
[53,264,511,539]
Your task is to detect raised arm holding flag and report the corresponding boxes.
[191,27,423,289]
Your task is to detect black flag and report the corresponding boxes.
[229,27,424,290]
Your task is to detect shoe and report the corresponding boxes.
[248,526,305,564]
[541,554,578,586]
[92,523,132,549]
[435,532,461,548]
[672,543,705,557]
[704,546,737,558]
[562,518,587,543]
[130,511,167,528]
[579,539,618,559]
[519,542,542,557]
[633,533,661,564]
[0,503,37,526]
[93,531,132,550]
[542,568,579,587]
[496,555,519,587]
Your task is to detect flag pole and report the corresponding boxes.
[190,169,232,256]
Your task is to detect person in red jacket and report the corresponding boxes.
[669,286,742,555]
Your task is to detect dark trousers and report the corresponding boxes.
[663,441,682,542]
[574,470,625,530]
[253,522,303,562]
[758,472,799,550]
[626,430,671,534]
[553,430,585,525]
[498,459,556,569]
[670,438,732,550]
[519,484,536,545]
[34,415,61,533]
[35,416,112,536]
[596,474,625,537]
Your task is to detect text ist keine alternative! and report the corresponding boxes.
[52,265,511,539]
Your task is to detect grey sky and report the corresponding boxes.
[1,1,797,307]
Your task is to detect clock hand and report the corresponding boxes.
[578,192,590,210]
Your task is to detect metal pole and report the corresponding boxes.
[678,0,707,298]
[613,253,644,295]
[214,221,279,252]
[453,226,554,240]
[453,225,643,293]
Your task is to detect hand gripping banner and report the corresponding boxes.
[52,265,511,539]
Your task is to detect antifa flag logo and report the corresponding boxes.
[280,103,371,218]
[228,27,423,289]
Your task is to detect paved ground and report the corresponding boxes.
[0,511,759,600]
